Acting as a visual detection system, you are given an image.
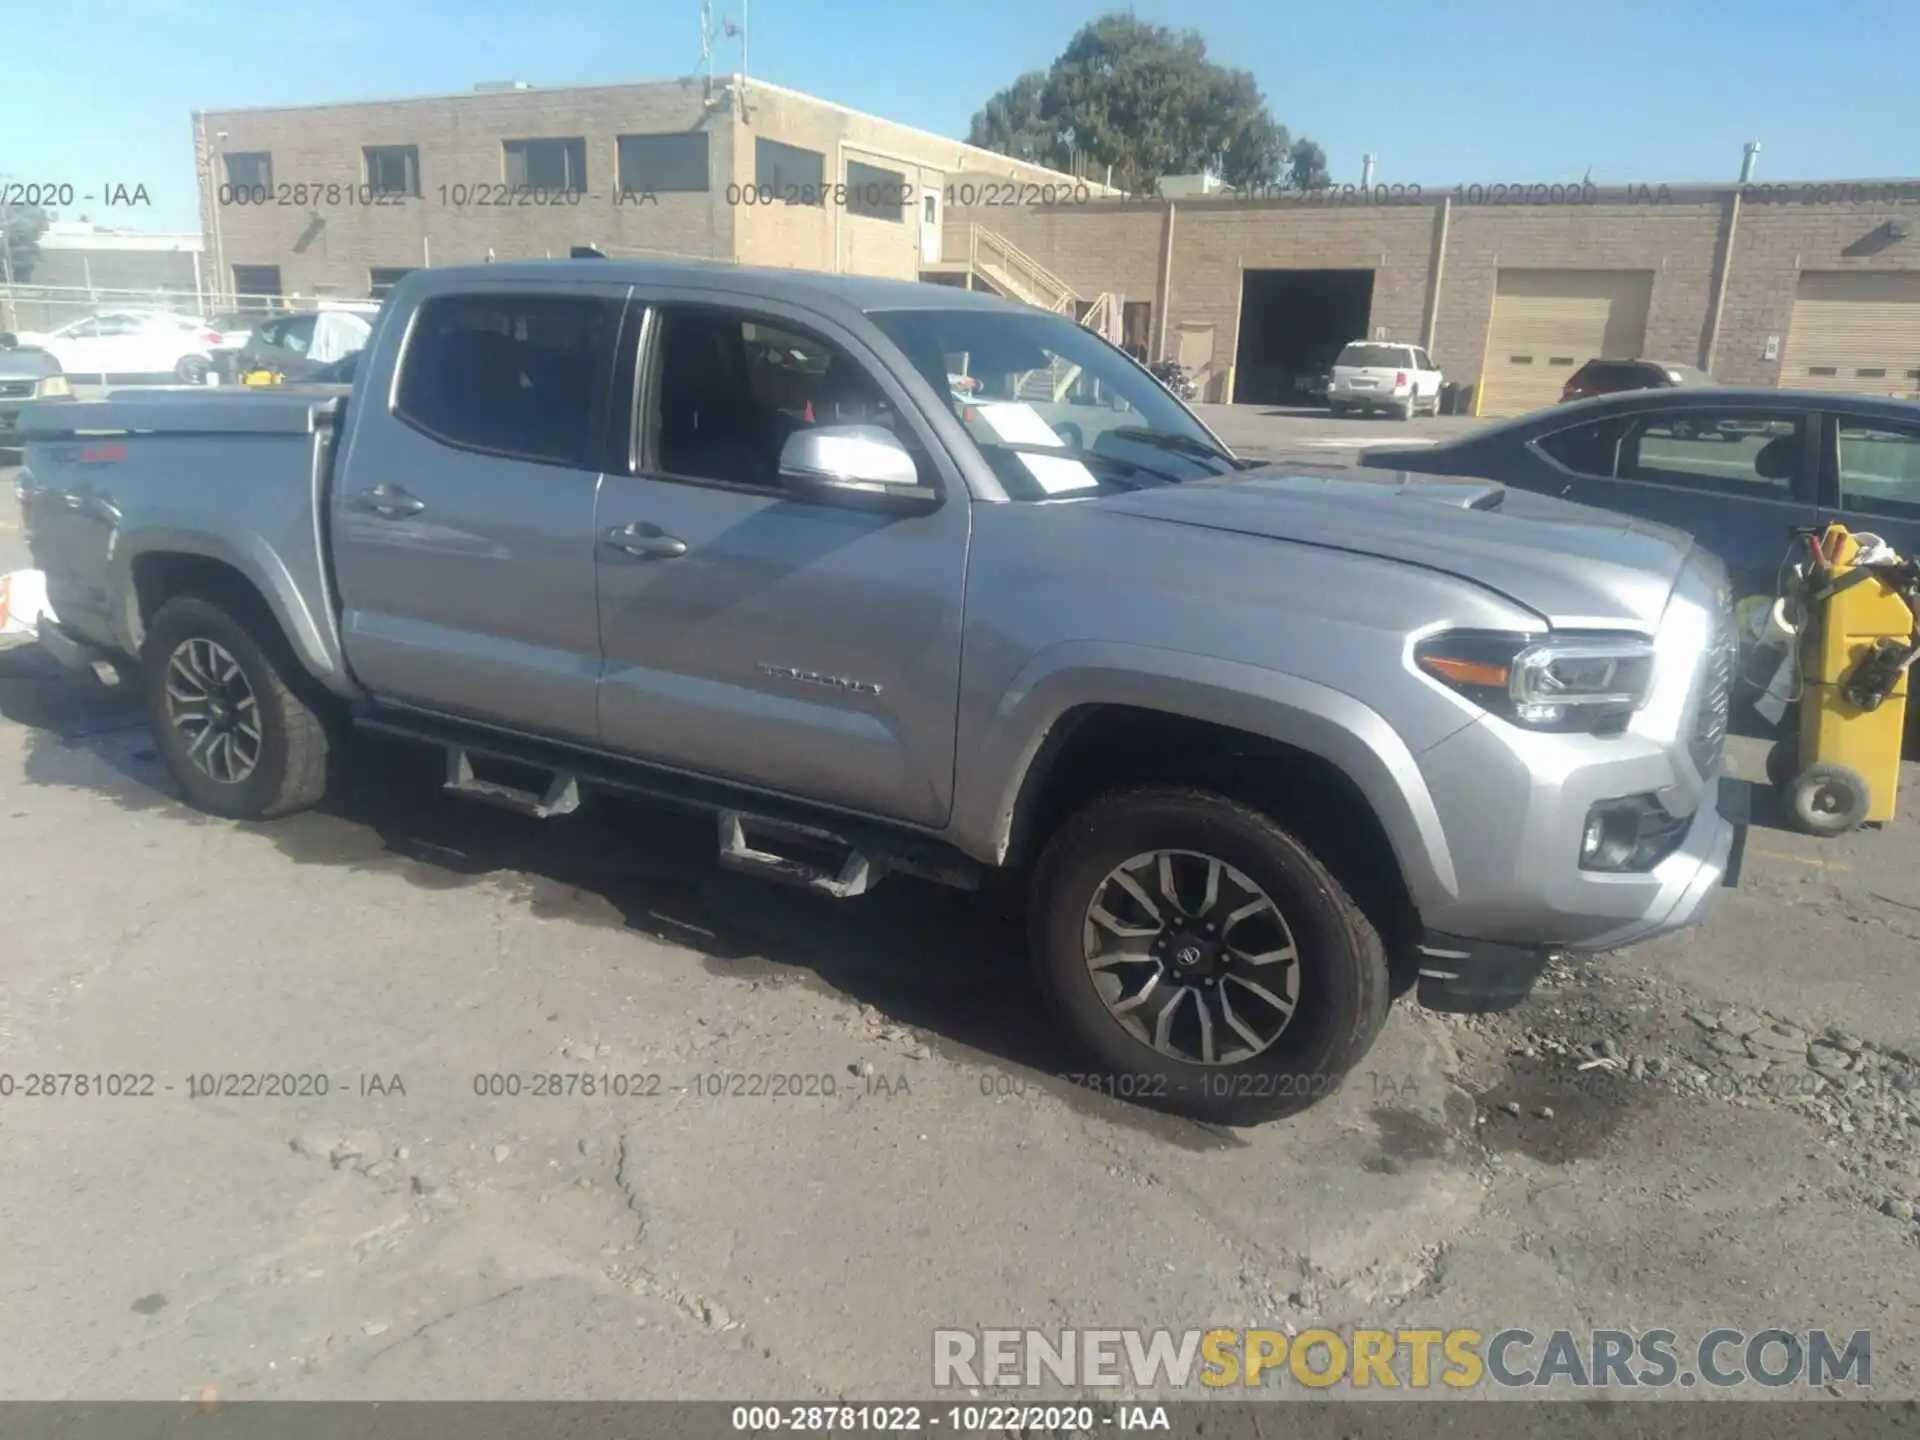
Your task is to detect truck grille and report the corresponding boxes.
[1690,609,1737,778]
[0,381,34,399]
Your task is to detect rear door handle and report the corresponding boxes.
[354,483,425,518]
[605,522,688,559]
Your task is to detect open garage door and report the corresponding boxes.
[1478,269,1653,417]
[1779,272,1920,399]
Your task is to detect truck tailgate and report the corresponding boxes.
[17,389,343,663]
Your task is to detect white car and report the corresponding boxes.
[1328,340,1444,420]
[14,311,220,383]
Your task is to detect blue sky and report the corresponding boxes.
[6,0,1917,233]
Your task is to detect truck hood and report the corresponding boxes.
[1097,465,1698,630]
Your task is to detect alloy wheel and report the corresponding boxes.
[1081,849,1302,1065]
[164,637,263,785]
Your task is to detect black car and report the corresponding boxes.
[1559,358,1711,404]
[1361,387,1920,606]
[0,333,72,450]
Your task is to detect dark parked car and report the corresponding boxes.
[1361,387,1920,607]
[0,333,73,450]
[1560,358,1711,404]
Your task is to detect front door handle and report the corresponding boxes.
[354,483,425,518]
[605,522,688,559]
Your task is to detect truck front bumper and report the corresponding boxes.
[1415,778,1750,1014]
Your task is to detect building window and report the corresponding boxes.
[231,264,283,310]
[364,145,420,196]
[845,160,906,222]
[617,132,709,193]
[395,293,620,469]
[754,138,825,205]
[503,138,587,192]
[370,267,416,300]
[223,152,272,191]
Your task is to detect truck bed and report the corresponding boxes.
[18,387,350,687]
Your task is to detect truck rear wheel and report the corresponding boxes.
[1029,786,1390,1126]
[140,595,332,820]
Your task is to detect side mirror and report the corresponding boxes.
[0,333,15,350]
[779,425,940,515]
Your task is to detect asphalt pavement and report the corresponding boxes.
[2,420,1918,1405]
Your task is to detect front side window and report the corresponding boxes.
[867,306,1237,501]
[396,293,617,468]
[1624,411,1806,494]
[1836,420,1920,519]
[503,138,587,191]
[645,306,920,491]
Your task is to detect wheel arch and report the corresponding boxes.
[121,533,345,692]
[957,642,1459,922]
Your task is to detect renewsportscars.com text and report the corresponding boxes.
[932,1327,1872,1391]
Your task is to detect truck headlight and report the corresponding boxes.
[37,374,72,397]
[1415,630,1659,732]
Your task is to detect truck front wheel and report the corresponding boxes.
[1030,786,1390,1125]
[140,595,332,820]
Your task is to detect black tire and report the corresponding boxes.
[1787,761,1871,837]
[1764,737,1800,792]
[1028,786,1390,1126]
[1396,398,1416,421]
[175,355,210,385]
[140,594,332,820]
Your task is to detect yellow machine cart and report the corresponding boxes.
[1766,523,1919,835]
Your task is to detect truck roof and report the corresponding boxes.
[415,258,1038,316]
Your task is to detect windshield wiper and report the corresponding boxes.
[1104,427,1238,467]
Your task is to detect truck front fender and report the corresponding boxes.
[950,640,1459,910]
[114,526,351,695]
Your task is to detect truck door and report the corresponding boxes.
[329,285,627,744]
[591,295,971,827]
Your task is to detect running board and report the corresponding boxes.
[444,748,581,818]
[717,811,881,898]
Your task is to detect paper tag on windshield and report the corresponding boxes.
[972,402,1099,495]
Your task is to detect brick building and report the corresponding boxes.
[191,75,1115,308]
[941,183,1920,412]
[187,77,1920,415]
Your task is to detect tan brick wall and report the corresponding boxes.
[730,84,1112,279]
[1434,199,1724,387]
[946,191,1920,397]
[196,78,1109,299]
[197,80,734,299]
[1714,200,1920,386]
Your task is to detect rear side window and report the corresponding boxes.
[1537,417,1630,476]
[1337,343,1410,368]
[395,293,619,468]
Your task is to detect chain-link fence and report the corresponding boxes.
[0,282,371,337]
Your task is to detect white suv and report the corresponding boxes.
[1329,341,1443,420]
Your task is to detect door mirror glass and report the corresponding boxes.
[779,424,938,513]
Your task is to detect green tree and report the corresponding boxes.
[1285,138,1330,191]
[0,202,49,283]
[968,15,1317,193]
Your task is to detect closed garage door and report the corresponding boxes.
[1779,272,1920,399]
[1477,269,1654,417]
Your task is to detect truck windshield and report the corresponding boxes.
[866,306,1238,500]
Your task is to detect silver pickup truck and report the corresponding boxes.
[18,260,1744,1123]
